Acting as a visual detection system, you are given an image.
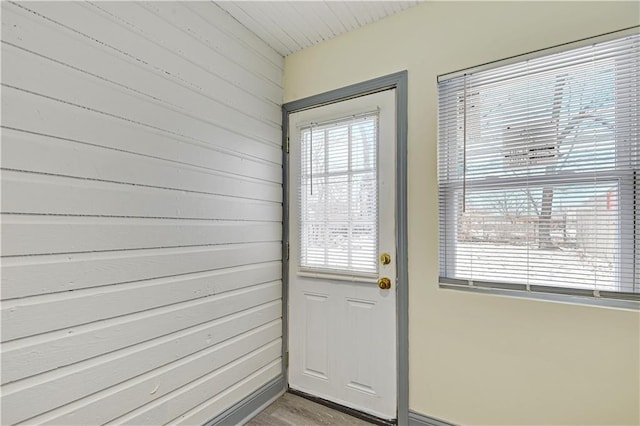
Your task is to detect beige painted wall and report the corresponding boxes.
[284,2,640,425]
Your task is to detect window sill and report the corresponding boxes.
[439,278,640,311]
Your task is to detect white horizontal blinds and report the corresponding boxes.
[299,114,379,275]
[438,33,640,298]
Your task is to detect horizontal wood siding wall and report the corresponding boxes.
[0,2,283,424]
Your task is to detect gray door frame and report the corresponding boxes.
[281,71,409,425]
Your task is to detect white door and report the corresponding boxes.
[288,90,397,420]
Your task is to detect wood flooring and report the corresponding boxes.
[246,392,373,426]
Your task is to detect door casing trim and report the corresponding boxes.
[281,71,409,425]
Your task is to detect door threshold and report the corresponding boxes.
[287,388,397,426]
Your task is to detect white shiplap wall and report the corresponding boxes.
[1,1,283,424]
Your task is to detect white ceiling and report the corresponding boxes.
[215,1,422,56]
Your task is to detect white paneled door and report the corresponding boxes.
[288,90,397,420]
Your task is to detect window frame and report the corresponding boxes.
[437,28,640,308]
[297,112,381,281]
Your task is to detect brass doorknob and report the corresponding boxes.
[380,253,391,265]
[378,277,391,290]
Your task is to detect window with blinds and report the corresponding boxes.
[299,114,379,276]
[438,32,639,301]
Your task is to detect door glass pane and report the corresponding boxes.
[299,114,378,275]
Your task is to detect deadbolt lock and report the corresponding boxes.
[380,253,391,265]
[378,277,391,290]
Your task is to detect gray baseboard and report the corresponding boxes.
[204,375,285,426]
[409,410,457,426]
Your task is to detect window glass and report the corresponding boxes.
[438,33,639,299]
[299,115,378,275]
